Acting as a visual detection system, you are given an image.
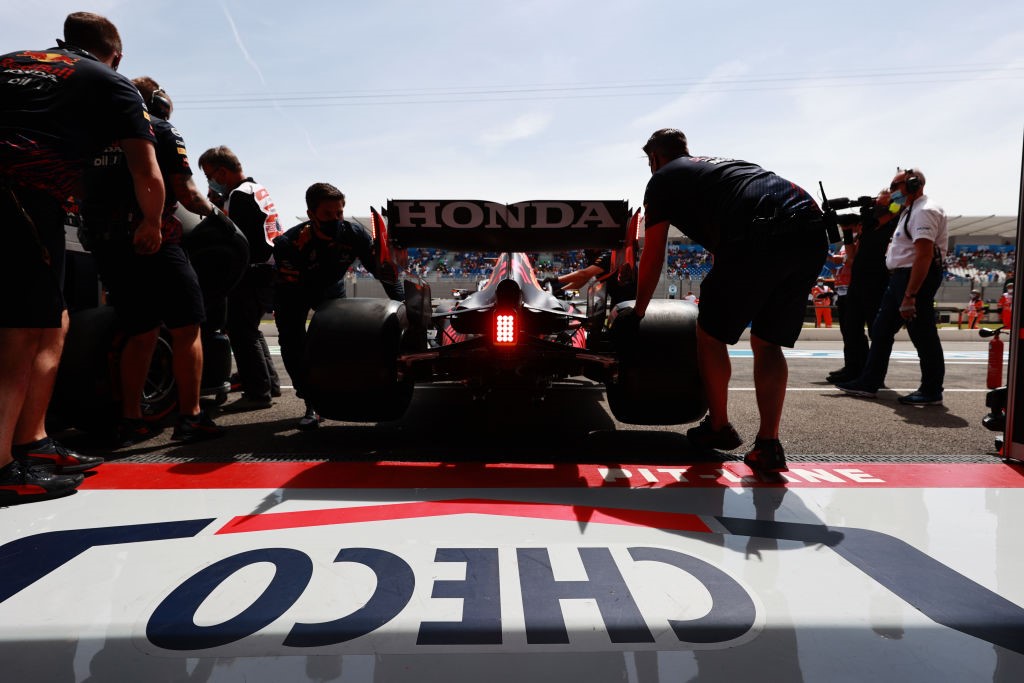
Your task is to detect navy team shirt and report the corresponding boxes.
[0,45,154,208]
[644,155,820,253]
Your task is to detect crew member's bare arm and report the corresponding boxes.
[171,173,214,217]
[121,138,165,255]
[560,264,603,290]
[634,219,669,317]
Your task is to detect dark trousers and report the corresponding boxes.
[2,186,66,328]
[858,263,945,395]
[273,287,318,400]
[226,265,280,398]
[840,271,890,377]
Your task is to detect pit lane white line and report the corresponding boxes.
[730,350,1001,360]
[731,387,988,392]
[265,347,1000,361]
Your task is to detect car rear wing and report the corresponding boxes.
[382,199,632,251]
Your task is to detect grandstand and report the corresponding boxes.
[348,215,1018,305]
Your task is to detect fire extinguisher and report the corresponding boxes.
[981,326,1005,389]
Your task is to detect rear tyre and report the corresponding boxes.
[605,300,706,425]
[50,306,119,432]
[139,329,177,420]
[182,208,250,299]
[305,298,413,421]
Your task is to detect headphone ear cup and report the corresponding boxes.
[150,90,172,119]
[905,173,921,193]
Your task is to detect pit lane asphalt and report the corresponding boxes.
[58,324,1008,466]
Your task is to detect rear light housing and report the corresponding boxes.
[492,279,523,347]
[494,312,517,346]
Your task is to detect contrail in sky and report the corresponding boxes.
[220,2,268,86]
[219,1,319,156]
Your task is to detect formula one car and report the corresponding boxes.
[304,199,706,425]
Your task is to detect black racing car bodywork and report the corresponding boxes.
[304,199,706,425]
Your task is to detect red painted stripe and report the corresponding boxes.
[216,498,712,535]
[76,461,1024,490]
[0,485,48,494]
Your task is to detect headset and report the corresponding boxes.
[901,167,923,194]
[150,87,172,119]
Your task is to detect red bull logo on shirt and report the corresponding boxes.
[18,50,79,66]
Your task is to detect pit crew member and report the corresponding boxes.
[81,77,223,445]
[545,249,636,305]
[0,12,160,503]
[273,183,405,429]
[198,146,282,410]
[632,128,827,473]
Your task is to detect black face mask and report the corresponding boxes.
[316,219,343,239]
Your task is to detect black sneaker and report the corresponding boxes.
[0,460,84,506]
[172,411,226,442]
[223,394,273,412]
[836,381,878,399]
[686,416,743,451]
[826,368,859,384]
[898,391,943,406]
[115,417,158,447]
[743,438,789,473]
[296,405,323,431]
[12,437,104,473]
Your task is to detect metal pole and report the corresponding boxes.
[1002,130,1024,462]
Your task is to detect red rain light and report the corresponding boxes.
[494,312,517,345]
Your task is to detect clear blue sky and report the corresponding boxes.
[3,1,1022,226]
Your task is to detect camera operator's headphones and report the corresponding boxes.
[149,87,172,120]
[902,167,923,194]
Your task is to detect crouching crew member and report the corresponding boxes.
[273,183,405,429]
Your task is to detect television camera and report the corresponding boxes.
[819,183,892,245]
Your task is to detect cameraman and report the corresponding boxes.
[826,189,900,384]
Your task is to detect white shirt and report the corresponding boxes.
[885,194,948,270]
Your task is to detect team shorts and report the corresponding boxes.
[93,240,205,336]
[697,230,827,347]
[0,186,66,328]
